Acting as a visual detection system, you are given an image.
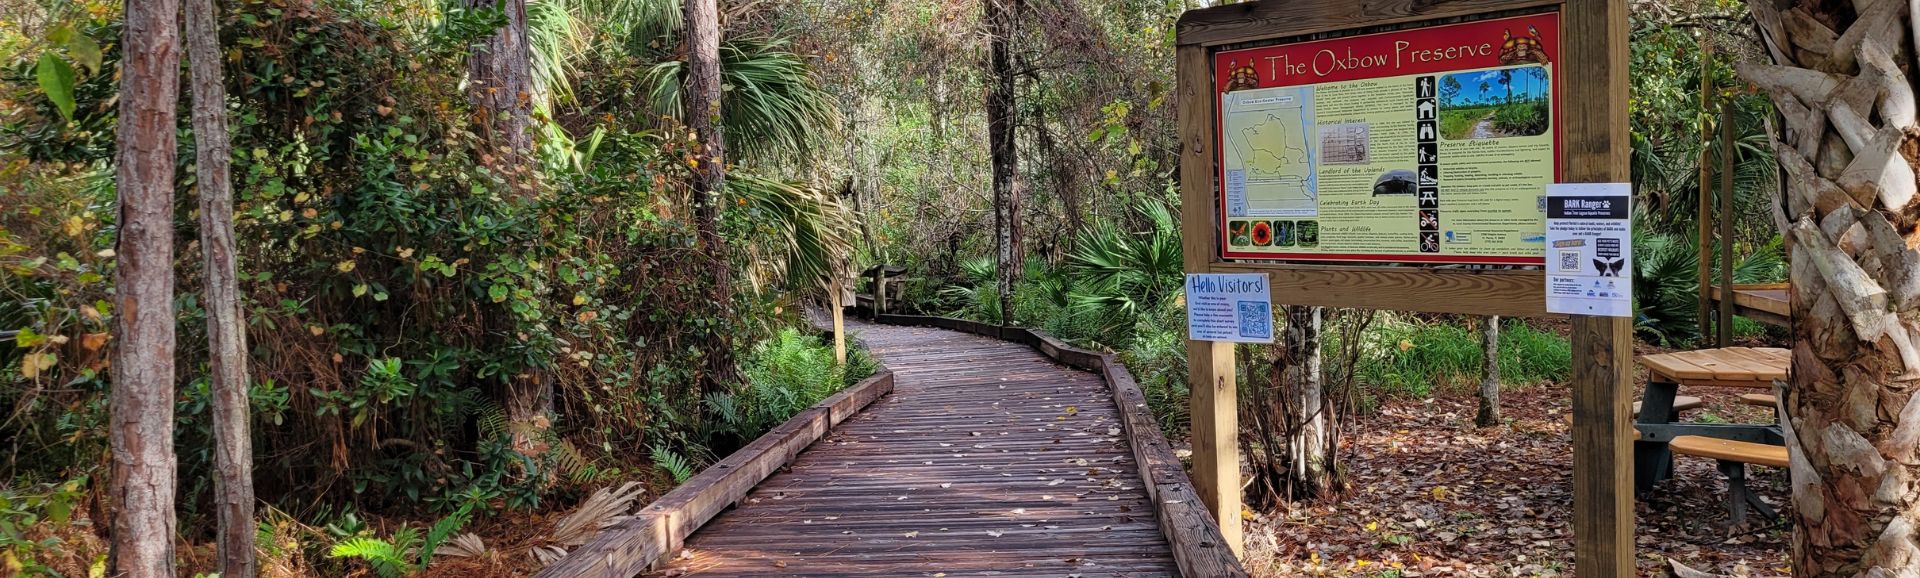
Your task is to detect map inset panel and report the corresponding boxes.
[1320,123,1370,165]
[1221,87,1317,218]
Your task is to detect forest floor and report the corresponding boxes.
[1240,381,1790,578]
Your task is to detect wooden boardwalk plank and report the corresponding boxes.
[647,321,1180,577]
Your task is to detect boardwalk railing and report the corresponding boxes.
[535,370,895,578]
[539,307,1246,577]
[872,313,1249,577]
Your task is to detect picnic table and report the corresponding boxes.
[1632,347,1788,492]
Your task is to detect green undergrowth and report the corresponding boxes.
[1354,316,1571,399]
[713,328,878,445]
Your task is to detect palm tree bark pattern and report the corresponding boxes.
[1741,1,1920,575]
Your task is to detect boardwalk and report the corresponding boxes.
[648,320,1181,577]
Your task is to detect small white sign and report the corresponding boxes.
[1186,273,1275,343]
[1545,183,1633,317]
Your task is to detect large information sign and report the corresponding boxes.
[1214,12,1559,264]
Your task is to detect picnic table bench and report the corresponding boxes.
[1668,436,1787,525]
[1633,347,1788,491]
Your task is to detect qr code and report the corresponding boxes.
[1237,301,1272,340]
[1559,250,1581,273]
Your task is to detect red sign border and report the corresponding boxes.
[1212,11,1562,266]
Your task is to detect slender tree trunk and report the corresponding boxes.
[985,0,1022,325]
[1740,2,1920,575]
[1476,315,1501,427]
[466,0,534,171]
[110,0,181,573]
[1284,306,1331,496]
[185,0,255,573]
[685,0,737,392]
[1034,106,1085,242]
[467,0,550,451]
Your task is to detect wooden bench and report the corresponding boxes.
[1668,435,1787,526]
[1737,393,1777,408]
[1632,347,1789,491]
[1634,395,1701,417]
[1707,283,1790,328]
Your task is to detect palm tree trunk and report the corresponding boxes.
[685,0,738,392]
[1477,316,1501,427]
[1740,1,1920,575]
[111,0,181,573]
[985,0,1022,325]
[185,0,255,573]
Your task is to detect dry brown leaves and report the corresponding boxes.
[1243,385,1789,578]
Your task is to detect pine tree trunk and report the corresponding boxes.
[110,0,181,573]
[685,0,737,393]
[185,0,255,573]
[1477,315,1502,427]
[467,0,550,452]
[1285,306,1331,496]
[466,0,534,170]
[985,0,1022,325]
[1739,2,1920,575]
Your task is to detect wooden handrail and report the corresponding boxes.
[534,370,895,578]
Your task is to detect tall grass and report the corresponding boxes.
[1354,316,1570,398]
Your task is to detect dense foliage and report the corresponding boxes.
[1,0,864,572]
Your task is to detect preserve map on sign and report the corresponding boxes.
[1213,12,1560,265]
[1221,87,1317,217]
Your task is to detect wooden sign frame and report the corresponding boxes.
[1175,0,1632,575]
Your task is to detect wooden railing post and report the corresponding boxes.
[873,268,888,316]
[1175,41,1243,557]
[830,275,847,364]
[1565,0,1634,575]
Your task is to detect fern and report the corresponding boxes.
[651,445,695,483]
[329,507,469,577]
[419,505,472,564]
[552,440,617,484]
[329,529,417,578]
[473,400,509,443]
[702,391,741,430]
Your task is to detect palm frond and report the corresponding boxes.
[730,173,857,292]
[644,37,838,161]
[526,0,582,108]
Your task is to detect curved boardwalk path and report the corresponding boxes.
[649,319,1180,577]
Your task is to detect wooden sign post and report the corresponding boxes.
[1174,0,1630,574]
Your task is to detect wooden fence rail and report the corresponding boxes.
[533,370,895,578]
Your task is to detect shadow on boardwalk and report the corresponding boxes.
[649,319,1179,577]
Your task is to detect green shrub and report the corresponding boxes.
[1119,301,1191,435]
[1355,317,1570,398]
[705,329,874,448]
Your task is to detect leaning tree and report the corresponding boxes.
[1738,0,1920,575]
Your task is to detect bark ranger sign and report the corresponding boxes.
[1545,183,1632,317]
[1215,13,1560,263]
